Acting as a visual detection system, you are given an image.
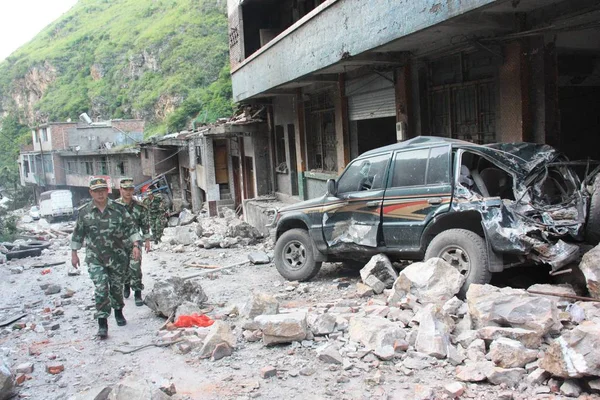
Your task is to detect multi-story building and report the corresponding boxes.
[19,118,147,203]
[228,0,600,201]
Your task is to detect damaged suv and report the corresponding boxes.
[271,136,599,293]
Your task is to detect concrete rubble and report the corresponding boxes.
[8,209,600,399]
[144,277,208,317]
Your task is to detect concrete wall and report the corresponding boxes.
[243,199,278,237]
[253,125,272,196]
[305,174,331,199]
[231,0,498,101]
[69,126,144,152]
[201,136,220,202]
[50,124,76,150]
[498,41,526,143]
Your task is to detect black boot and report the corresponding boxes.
[123,284,131,299]
[97,318,108,339]
[114,309,127,326]
[134,291,144,307]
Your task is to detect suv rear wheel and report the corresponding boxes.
[425,228,491,296]
[274,229,322,281]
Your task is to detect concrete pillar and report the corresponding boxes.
[529,36,547,144]
[544,40,560,148]
[188,139,202,212]
[335,75,350,172]
[294,90,308,200]
[395,64,413,140]
[498,41,530,143]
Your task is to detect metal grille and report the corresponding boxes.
[429,80,496,144]
[305,91,337,172]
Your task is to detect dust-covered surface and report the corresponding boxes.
[2,214,600,400]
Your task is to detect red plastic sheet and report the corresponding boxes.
[173,313,214,328]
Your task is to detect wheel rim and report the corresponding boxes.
[282,240,307,271]
[439,245,471,276]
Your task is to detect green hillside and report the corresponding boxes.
[0,0,233,137]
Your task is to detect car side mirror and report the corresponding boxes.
[327,179,337,197]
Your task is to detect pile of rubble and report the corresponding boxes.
[130,247,600,398]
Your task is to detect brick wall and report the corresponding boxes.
[112,120,145,133]
[50,123,77,150]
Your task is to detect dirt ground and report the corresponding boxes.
[0,215,577,400]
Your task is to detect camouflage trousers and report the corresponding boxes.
[124,249,144,292]
[88,263,125,319]
[150,215,166,241]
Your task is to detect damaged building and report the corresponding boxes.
[227,0,600,201]
[19,118,147,203]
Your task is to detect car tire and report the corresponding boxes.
[424,228,492,297]
[22,241,51,250]
[274,229,322,281]
[586,174,600,245]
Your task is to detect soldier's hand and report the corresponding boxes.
[71,252,80,268]
[144,239,151,253]
[133,247,141,261]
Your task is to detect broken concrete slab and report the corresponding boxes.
[145,277,208,318]
[175,301,203,319]
[356,282,374,298]
[248,252,270,265]
[415,304,454,359]
[579,243,600,299]
[241,292,279,330]
[94,382,171,400]
[466,284,561,335]
[539,320,600,378]
[488,337,538,368]
[360,254,398,290]
[388,258,465,306]
[254,312,308,345]
[226,222,261,241]
[162,226,198,245]
[199,321,236,359]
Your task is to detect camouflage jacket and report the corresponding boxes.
[116,198,151,240]
[143,194,167,216]
[71,199,141,267]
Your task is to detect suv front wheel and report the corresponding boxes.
[424,228,492,296]
[274,229,322,281]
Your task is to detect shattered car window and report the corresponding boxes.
[427,146,450,184]
[337,154,389,194]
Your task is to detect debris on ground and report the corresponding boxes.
[144,277,208,317]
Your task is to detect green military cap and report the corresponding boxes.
[89,177,108,190]
[120,177,135,189]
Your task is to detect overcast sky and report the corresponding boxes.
[0,0,78,61]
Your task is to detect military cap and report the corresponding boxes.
[120,177,135,189]
[89,177,108,190]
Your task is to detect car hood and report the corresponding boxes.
[278,196,325,213]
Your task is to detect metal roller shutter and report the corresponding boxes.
[346,73,396,121]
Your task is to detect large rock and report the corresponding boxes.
[415,304,454,359]
[0,359,14,400]
[178,208,196,225]
[488,338,538,368]
[360,254,398,290]
[539,320,600,378]
[348,316,405,357]
[226,222,261,241]
[527,283,577,302]
[477,326,543,348]
[388,258,464,305]
[255,312,308,345]
[456,361,495,382]
[466,284,561,335]
[241,292,279,330]
[248,252,270,265]
[145,277,208,318]
[199,321,236,358]
[311,313,337,336]
[94,382,170,400]
[175,301,203,319]
[579,244,600,299]
[486,367,526,387]
[162,226,198,245]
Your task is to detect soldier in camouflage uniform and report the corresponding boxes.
[71,177,141,339]
[116,178,151,306]
[143,187,167,243]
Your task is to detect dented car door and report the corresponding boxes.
[322,153,390,249]
[382,145,452,251]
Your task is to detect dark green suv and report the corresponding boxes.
[271,136,599,293]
